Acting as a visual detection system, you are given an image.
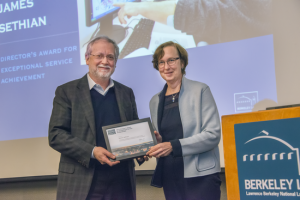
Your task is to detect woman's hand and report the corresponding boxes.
[154,131,162,143]
[146,142,172,158]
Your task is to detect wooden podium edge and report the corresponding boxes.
[221,106,300,200]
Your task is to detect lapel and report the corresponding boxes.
[113,80,127,122]
[157,83,168,135]
[178,76,186,116]
[77,75,96,137]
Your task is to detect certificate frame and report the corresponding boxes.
[102,118,157,161]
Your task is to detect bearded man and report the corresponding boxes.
[49,36,141,200]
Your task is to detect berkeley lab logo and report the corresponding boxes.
[234,91,258,113]
[235,118,300,199]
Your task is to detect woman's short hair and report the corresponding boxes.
[152,41,188,75]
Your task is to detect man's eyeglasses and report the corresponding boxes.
[90,54,115,61]
[158,57,180,68]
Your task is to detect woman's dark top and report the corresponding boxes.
[160,92,185,185]
[158,92,221,200]
[160,92,183,144]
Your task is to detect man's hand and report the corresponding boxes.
[113,2,176,25]
[154,131,162,143]
[93,147,120,166]
[146,142,172,158]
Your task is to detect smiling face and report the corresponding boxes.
[158,46,183,84]
[85,39,116,81]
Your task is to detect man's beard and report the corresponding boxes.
[92,64,115,78]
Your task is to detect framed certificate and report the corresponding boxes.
[102,118,157,161]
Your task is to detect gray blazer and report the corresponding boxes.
[149,76,221,178]
[48,74,139,200]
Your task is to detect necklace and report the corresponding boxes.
[172,93,178,103]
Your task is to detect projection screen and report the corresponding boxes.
[0,0,299,179]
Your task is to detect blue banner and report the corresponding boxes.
[235,118,300,199]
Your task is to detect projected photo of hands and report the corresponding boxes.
[0,0,277,142]
[78,0,272,62]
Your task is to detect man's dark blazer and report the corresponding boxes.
[48,74,139,200]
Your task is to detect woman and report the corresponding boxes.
[146,41,222,200]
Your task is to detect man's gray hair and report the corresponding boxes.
[85,35,119,62]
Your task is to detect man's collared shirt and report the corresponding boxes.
[87,73,114,96]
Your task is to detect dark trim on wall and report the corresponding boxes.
[136,170,154,176]
[266,104,300,110]
[0,168,225,183]
[0,175,58,183]
[221,167,225,173]
[136,168,225,175]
